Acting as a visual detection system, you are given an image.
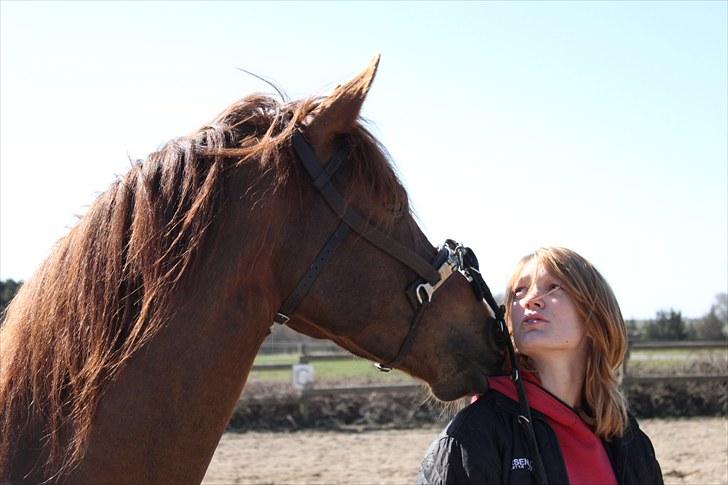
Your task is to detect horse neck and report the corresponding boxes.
[65,202,278,484]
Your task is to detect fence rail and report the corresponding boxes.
[623,374,727,384]
[301,383,421,397]
[258,341,341,355]
[629,340,728,351]
[299,353,356,364]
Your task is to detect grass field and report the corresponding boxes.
[250,353,413,383]
[627,347,727,376]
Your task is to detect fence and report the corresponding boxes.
[250,340,728,397]
[258,341,340,355]
[629,340,728,350]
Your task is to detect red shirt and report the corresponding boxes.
[484,373,617,485]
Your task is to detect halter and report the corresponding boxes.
[273,129,548,485]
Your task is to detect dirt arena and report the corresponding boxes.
[203,417,727,484]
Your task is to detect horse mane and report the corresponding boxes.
[0,93,408,481]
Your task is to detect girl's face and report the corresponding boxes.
[510,259,588,361]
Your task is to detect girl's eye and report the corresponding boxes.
[513,287,525,296]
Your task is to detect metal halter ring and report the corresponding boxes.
[414,283,432,305]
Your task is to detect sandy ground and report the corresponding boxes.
[202,417,727,484]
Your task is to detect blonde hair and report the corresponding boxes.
[504,247,628,439]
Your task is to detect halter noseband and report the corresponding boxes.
[273,129,549,485]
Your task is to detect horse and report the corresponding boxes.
[0,56,504,484]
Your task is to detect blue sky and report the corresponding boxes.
[1,1,726,319]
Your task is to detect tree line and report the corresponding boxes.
[0,279,22,318]
[1,279,726,340]
[626,292,727,341]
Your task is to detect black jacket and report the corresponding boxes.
[416,390,663,485]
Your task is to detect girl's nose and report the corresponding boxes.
[524,293,545,309]
[521,285,556,309]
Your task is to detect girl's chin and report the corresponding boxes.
[514,334,551,354]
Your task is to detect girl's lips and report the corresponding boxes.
[521,314,548,325]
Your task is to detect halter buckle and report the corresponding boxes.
[413,243,461,305]
[273,312,290,325]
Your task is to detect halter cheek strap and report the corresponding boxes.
[273,221,350,325]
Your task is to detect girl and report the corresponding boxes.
[417,247,663,484]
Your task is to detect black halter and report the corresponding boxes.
[274,129,458,367]
[274,129,548,485]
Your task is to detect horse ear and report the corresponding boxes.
[305,55,380,156]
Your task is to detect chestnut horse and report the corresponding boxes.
[0,57,503,484]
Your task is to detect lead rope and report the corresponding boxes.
[499,309,549,485]
[459,248,549,485]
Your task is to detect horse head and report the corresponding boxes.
[270,57,504,400]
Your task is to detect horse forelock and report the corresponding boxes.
[0,92,409,481]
